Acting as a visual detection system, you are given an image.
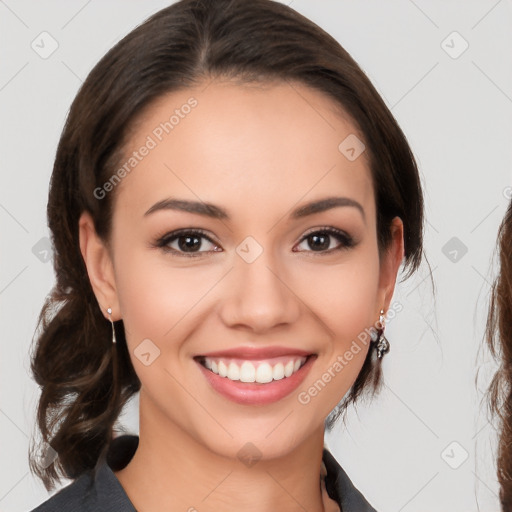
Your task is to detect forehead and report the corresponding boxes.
[113,79,374,224]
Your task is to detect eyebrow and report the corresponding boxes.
[144,196,366,222]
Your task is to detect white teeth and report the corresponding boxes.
[218,360,227,377]
[273,363,284,380]
[240,361,256,382]
[255,363,273,383]
[201,356,308,383]
[227,362,240,380]
[284,360,294,377]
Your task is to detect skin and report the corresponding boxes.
[79,79,404,512]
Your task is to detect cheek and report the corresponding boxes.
[294,248,381,404]
[113,247,222,345]
[294,251,381,340]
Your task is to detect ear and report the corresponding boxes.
[376,217,405,314]
[78,211,120,320]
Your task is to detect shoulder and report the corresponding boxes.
[322,447,378,512]
[28,470,97,512]
[28,436,139,512]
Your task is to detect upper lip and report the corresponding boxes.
[196,346,314,360]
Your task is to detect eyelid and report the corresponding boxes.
[299,225,351,239]
[159,227,217,241]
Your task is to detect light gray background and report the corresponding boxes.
[1,1,511,511]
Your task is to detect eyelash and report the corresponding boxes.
[153,227,355,258]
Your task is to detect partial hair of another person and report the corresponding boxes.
[28,0,424,490]
[487,199,512,511]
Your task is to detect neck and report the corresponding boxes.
[114,393,328,512]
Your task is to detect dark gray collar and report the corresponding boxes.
[322,446,377,511]
[31,434,377,511]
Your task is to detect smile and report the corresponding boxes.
[199,355,308,383]
[194,353,317,405]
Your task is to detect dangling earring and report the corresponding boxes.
[107,307,116,344]
[374,308,389,359]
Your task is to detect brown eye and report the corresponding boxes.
[156,229,222,257]
[175,233,203,252]
[295,228,354,253]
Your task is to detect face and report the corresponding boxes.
[80,79,403,461]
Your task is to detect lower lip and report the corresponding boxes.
[195,355,316,405]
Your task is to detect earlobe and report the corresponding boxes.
[78,211,119,320]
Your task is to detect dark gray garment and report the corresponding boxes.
[29,435,377,512]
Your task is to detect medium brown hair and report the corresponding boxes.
[29,0,424,490]
[486,199,512,510]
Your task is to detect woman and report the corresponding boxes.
[28,0,424,510]
[487,199,512,511]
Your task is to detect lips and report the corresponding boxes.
[195,345,313,360]
[195,352,317,405]
[192,346,317,404]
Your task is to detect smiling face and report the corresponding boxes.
[80,79,403,461]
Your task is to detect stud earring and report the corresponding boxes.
[107,307,116,344]
[375,308,389,359]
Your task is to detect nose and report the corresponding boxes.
[218,242,301,334]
